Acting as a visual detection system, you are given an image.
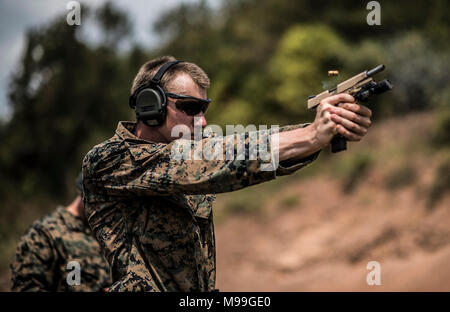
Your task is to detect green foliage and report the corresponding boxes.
[0,4,141,200]
[269,25,348,121]
[95,1,131,48]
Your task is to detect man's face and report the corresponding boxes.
[160,73,208,142]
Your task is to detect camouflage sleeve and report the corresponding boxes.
[10,225,58,291]
[83,126,319,197]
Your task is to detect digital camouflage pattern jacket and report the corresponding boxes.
[82,121,319,291]
[10,206,112,291]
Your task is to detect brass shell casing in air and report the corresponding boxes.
[328,70,339,76]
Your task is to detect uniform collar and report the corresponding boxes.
[115,121,167,162]
[115,121,140,141]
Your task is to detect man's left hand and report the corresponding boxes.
[329,103,372,142]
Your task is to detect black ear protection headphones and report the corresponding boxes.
[129,60,182,126]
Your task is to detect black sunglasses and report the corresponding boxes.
[165,92,211,116]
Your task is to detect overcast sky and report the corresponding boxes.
[0,0,219,120]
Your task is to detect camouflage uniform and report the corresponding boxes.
[10,206,112,291]
[82,121,319,291]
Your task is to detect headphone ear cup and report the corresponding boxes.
[135,86,166,126]
[131,60,181,126]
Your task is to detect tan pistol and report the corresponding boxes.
[307,64,393,153]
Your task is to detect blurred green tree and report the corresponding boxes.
[0,2,137,200]
[269,24,349,121]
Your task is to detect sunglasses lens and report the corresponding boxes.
[176,100,208,116]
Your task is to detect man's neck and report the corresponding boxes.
[66,196,85,220]
[135,121,168,143]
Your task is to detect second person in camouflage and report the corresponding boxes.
[10,174,112,291]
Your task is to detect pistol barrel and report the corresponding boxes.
[366,64,385,77]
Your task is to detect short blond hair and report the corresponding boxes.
[130,56,210,95]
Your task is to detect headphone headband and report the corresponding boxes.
[151,60,182,84]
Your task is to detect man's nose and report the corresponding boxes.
[194,113,207,128]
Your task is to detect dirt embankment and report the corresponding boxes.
[215,112,450,291]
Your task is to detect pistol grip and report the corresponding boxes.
[331,135,347,153]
